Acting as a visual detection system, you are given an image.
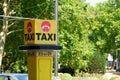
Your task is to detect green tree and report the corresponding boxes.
[1,0,120,74]
[87,0,120,71]
[0,0,55,72]
[58,0,95,74]
[88,52,107,73]
[21,0,54,19]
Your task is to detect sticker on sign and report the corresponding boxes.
[41,21,51,32]
[27,22,32,33]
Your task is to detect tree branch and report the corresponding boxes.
[8,20,17,28]
[7,29,23,36]
[8,0,11,3]
[0,3,2,7]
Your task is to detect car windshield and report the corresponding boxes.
[0,74,28,80]
[15,75,28,80]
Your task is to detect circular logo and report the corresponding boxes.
[27,22,32,33]
[41,21,51,32]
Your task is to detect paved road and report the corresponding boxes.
[103,70,120,80]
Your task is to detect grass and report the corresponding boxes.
[58,73,105,80]
[76,72,108,80]
[58,69,120,80]
[109,76,120,80]
[59,73,72,80]
[0,78,4,80]
[58,72,120,80]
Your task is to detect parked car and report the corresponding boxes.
[0,73,28,80]
[116,68,120,72]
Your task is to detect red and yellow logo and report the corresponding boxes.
[27,22,32,33]
[41,21,51,32]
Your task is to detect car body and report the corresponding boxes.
[0,73,28,80]
[116,68,120,72]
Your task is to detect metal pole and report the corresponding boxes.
[54,0,58,76]
[116,49,118,70]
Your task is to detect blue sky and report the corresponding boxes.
[86,0,107,6]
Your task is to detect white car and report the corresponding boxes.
[0,73,28,80]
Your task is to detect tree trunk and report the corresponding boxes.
[0,0,9,72]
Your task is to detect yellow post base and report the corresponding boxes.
[27,51,53,80]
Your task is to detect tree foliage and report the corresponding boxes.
[59,0,120,74]
[0,0,55,72]
[0,0,120,74]
[58,0,95,74]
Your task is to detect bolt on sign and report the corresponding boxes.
[24,20,57,44]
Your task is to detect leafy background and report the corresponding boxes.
[0,0,120,75]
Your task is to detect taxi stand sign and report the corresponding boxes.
[24,19,57,45]
[19,19,62,80]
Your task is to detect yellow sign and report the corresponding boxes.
[28,52,53,80]
[24,20,57,44]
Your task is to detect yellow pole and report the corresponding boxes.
[28,51,53,80]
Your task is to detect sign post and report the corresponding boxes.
[19,19,62,80]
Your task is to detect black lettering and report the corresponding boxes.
[30,34,33,40]
[28,34,32,40]
[48,33,53,40]
[32,33,35,40]
[41,33,47,40]
[27,34,30,40]
[35,33,56,41]
[24,33,34,41]
[54,34,56,41]
[36,33,41,40]
[24,34,27,40]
